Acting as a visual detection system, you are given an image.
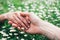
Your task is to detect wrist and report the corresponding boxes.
[0,14,7,21]
[37,20,46,34]
[1,14,7,20]
[38,20,60,40]
[36,26,43,34]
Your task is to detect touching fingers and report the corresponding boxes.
[25,16,31,24]
[11,23,25,31]
[8,21,13,24]
[12,23,22,30]
[13,14,22,27]
[13,13,28,29]
[8,12,30,30]
[20,12,29,17]
[15,13,29,28]
[12,23,18,28]
[8,21,19,28]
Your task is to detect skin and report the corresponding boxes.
[8,12,43,34]
[0,12,60,40]
[0,11,29,29]
[8,12,60,40]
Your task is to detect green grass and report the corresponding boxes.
[0,0,60,40]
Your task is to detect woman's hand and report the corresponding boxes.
[8,12,60,40]
[8,12,43,34]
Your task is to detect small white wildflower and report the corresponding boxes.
[0,7,3,10]
[20,31,25,34]
[39,5,45,9]
[7,37,10,38]
[9,9,14,12]
[0,31,8,36]
[1,38,7,40]
[21,38,24,40]
[32,38,35,40]
[17,37,19,39]
[24,34,28,37]
[14,33,18,35]
[18,7,21,10]
[8,8,11,10]
[9,33,12,35]
[10,29,16,32]
[9,27,15,30]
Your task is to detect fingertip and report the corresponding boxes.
[17,27,21,30]
[26,16,31,24]
[8,21,13,24]
[21,27,25,31]
[20,13,25,17]
[12,23,18,28]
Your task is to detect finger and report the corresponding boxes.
[24,16,31,28]
[8,21,13,24]
[12,15,22,28]
[21,27,25,31]
[20,12,31,27]
[8,21,17,27]
[9,18,21,28]
[17,27,21,30]
[9,16,17,24]
[20,16,29,28]
[12,23,18,28]
[20,12,31,24]
[14,13,28,29]
[12,23,21,30]
[15,13,29,28]
[17,27,25,31]
[12,23,22,31]
[25,16,31,24]
[20,12,29,17]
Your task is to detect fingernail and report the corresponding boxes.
[28,26,30,28]
[18,27,20,29]
[28,21,31,24]
[21,27,25,30]
[26,27,29,30]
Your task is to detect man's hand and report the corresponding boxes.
[3,11,29,29]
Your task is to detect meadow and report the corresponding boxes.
[0,0,60,40]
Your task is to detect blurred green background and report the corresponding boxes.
[0,0,60,40]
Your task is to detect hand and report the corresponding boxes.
[9,12,43,34]
[4,11,29,29]
[8,12,60,40]
[20,12,60,40]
